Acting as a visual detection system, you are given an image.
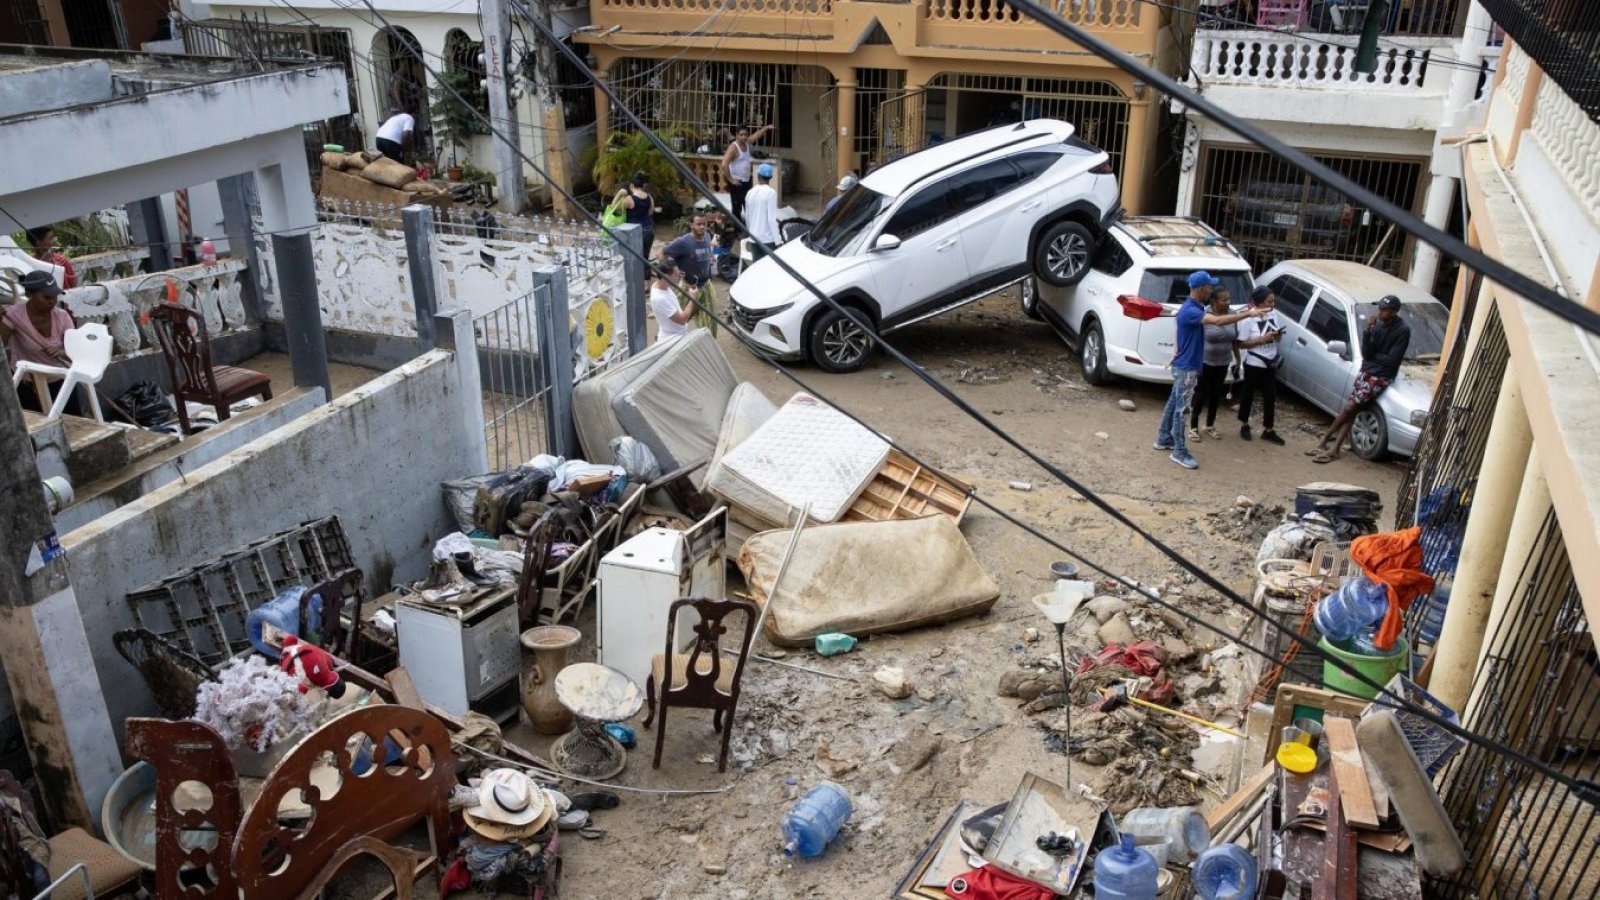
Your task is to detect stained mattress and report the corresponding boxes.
[609,329,739,478]
[705,392,889,526]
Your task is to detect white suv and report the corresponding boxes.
[1028,216,1255,384]
[728,119,1121,372]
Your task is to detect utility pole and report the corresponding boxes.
[0,347,124,829]
[482,0,527,214]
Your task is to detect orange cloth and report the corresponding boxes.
[1349,526,1435,651]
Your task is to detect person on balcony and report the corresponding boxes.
[24,226,75,290]
[744,164,780,261]
[721,123,773,224]
[2,270,79,413]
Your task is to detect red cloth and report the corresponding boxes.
[946,866,1057,900]
[1076,641,1176,705]
[438,858,471,898]
[1350,526,1435,651]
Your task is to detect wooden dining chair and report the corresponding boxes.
[643,596,758,772]
[149,304,272,434]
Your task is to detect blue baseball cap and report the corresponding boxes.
[757,163,774,179]
[1187,271,1221,289]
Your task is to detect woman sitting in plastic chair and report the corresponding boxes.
[5,270,110,420]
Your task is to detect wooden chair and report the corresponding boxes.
[299,567,366,660]
[643,597,758,772]
[0,770,142,900]
[149,304,272,435]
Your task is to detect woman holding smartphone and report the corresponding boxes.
[1236,285,1286,445]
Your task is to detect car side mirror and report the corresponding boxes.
[1327,340,1351,360]
[873,234,901,252]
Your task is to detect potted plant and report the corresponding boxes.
[430,68,478,182]
[589,126,696,204]
[193,655,325,777]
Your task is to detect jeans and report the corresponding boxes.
[1237,364,1277,430]
[1158,368,1200,456]
[1190,363,1229,429]
[729,179,751,222]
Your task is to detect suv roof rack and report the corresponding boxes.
[1116,216,1244,261]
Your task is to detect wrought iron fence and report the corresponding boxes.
[1194,143,1427,276]
[1429,508,1600,898]
[1195,0,1467,36]
[476,286,554,471]
[1481,0,1600,124]
[1396,288,1509,650]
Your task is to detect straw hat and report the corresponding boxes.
[462,769,552,841]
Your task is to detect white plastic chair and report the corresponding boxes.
[10,323,112,422]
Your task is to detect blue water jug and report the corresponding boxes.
[1314,573,1388,641]
[245,585,320,656]
[1093,834,1158,900]
[1192,843,1259,899]
[781,782,851,858]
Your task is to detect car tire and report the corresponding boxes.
[1350,404,1389,461]
[1020,276,1043,321]
[808,307,875,374]
[1079,319,1110,385]
[1035,220,1094,287]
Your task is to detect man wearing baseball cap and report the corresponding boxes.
[824,173,858,216]
[1310,293,1411,463]
[1155,271,1265,469]
[744,163,780,261]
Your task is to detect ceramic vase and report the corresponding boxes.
[521,625,582,734]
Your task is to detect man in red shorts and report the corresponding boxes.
[1310,294,1410,462]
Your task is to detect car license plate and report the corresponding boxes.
[1273,212,1297,226]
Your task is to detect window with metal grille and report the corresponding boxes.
[443,28,489,132]
[1196,144,1426,277]
[924,73,1130,180]
[609,59,788,149]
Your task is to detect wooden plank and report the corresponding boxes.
[1324,716,1382,829]
[1207,763,1276,831]
[1319,765,1360,900]
[1267,683,1372,762]
[384,667,425,711]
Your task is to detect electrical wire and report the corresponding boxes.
[350,0,1600,806]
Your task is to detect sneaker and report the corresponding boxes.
[1153,440,1173,451]
[1204,426,1221,440]
[1263,430,1286,446]
[1187,427,1201,442]
[1169,451,1199,470]
[1240,425,1253,441]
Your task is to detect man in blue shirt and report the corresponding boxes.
[1156,271,1266,469]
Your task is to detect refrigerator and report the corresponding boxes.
[597,507,728,689]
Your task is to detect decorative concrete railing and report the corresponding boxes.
[1192,30,1440,91]
[71,247,150,285]
[595,0,830,10]
[61,258,251,358]
[1528,75,1600,225]
[924,0,1139,28]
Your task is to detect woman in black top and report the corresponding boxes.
[612,171,657,260]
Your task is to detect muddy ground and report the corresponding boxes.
[468,284,1407,900]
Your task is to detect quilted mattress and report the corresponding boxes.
[572,336,679,463]
[609,329,739,477]
[705,392,889,526]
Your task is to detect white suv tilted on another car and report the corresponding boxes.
[1028,216,1255,385]
[729,119,1122,372]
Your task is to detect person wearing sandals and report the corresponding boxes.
[1237,285,1286,445]
[1309,294,1410,463]
[1155,271,1266,470]
[1188,287,1240,442]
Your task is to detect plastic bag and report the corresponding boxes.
[1255,514,1340,569]
[441,474,496,533]
[610,436,661,483]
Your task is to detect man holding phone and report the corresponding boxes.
[1236,285,1286,445]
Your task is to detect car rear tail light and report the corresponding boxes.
[1118,295,1164,321]
[1090,160,1114,175]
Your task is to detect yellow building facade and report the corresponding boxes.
[579,0,1179,213]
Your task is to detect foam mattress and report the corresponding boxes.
[609,329,738,477]
[572,336,679,463]
[705,392,889,526]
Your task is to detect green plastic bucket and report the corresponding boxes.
[1320,636,1409,700]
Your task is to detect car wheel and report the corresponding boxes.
[1020,276,1043,321]
[1079,319,1110,385]
[1035,221,1094,287]
[808,307,875,373]
[1351,404,1389,461]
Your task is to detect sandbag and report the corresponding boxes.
[362,156,419,189]
[319,151,345,169]
[738,516,1000,646]
[341,153,369,172]
[401,180,439,193]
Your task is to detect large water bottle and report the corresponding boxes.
[245,585,317,656]
[1314,573,1389,641]
[781,782,851,858]
[1119,806,1210,865]
[1093,834,1158,900]
[1192,843,1259,899]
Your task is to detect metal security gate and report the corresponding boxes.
[1195,144,1427,276]
[475,287,554,471]
[925,74,1131,178]
[1430,509,1600,898]
[875,90,927,166]
[853,68,905,176]
[609,59,786,145]
[819,87,838,185]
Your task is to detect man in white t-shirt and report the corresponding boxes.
[375,108,414,163]
[650,259,692,342]
[743,164,780,261]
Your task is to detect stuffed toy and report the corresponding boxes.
[279,636,346,699]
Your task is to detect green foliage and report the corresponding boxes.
[460,163,497,186]
[429,68,479,163]
[11,212,128,258]
[590,127,697,199]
